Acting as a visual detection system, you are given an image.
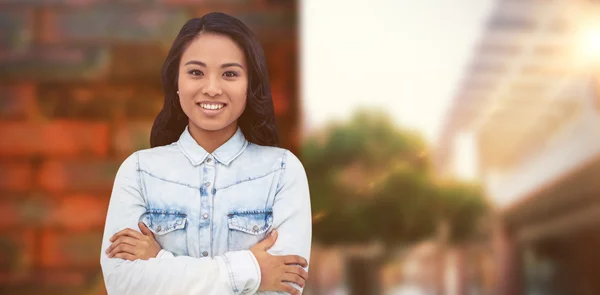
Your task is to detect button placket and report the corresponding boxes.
[199,157,216,258]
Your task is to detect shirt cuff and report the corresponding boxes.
[219,250,261,295]
[156,249,175,259]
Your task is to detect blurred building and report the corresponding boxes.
[437,0,600,295]
[0,1,299,294]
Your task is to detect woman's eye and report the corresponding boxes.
[223,71,238,78]
[189,70,203,76]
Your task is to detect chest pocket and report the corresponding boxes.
[140,210,189,256]
[227,210,273,251]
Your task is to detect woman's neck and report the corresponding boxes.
[188,122,238,154]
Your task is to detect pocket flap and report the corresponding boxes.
[141,210,187,236]
[227,211,273,235]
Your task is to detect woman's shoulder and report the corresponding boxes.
[243,143,304,171]
[135,142,180,157]
[123,143,189,171]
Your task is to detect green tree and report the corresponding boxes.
[304,109,488,246]
[303,110,488,295]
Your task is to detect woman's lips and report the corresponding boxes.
[196,102,227,116]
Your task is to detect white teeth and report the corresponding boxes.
[199,103,224,110]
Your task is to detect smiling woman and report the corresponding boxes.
[100,12,312,295]
[178,32,248,139]
[150,12,280,150]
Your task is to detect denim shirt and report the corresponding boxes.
[100,126,312,295]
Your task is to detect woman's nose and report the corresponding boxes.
[202,76,223,97]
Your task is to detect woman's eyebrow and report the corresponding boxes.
[221,63,244,69]
[184,60,206,67]
[184,61,244,69]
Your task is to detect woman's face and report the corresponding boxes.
[178,32,248,133]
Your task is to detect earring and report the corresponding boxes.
[177,90,180,95]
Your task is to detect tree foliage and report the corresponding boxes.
[304,110,488,246]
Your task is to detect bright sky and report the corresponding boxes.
[301,0,496,145]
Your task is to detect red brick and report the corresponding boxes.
[0,10,34,48]
[0,230,35,271]
[37,83,163,119]
[47,194,108,231]
[271,81,290,115]
[36,270,86,287]
[264,41,296,116]
[233,10,296,36]
[0,0,243,4]
[0,121,109,157]
[0,201,19,228]
[40,231,102,268]
[38,160,119,193]
[0,198,51,229]
[0,195,107,230]
[124,91,164,119]
[0,46,109,81]
[0,270,86,287]
[113,121,153,156]
[0,162,33,192]
[0,0,103,4]
[109,44,165,80]
[40,7,187,44]
[39,84,116,119]
[189,9,297,38]
[0,84,37,120]
[163,0,247,4]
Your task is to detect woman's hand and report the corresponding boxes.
[105,222,162,261]
[250,230,309,295]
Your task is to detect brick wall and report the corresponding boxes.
[0,1,298,294]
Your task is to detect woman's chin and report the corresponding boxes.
[190,120,236,133]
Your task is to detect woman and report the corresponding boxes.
[100,12,311,295]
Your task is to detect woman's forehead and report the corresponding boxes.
[181,33,246,66]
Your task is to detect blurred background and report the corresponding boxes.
[1,0,600,294]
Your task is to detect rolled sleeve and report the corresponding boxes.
[257,150,312,294]
[221,250,262,295]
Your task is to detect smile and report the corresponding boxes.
[197,102,226,110]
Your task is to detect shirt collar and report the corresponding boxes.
[177,126,248,166]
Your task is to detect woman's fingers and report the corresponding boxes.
[109,228,144,242]
[282,255,308,267]
[105,236,138,254]
[281,273,306,288]
[285,265,309,281]
[113,252,137,261]
[277,283,300,295]
[138,222,155,238]
[108,244,137,258]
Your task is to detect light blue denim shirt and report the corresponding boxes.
[100,126,312,295]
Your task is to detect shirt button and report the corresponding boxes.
[156,225,162,232]
[202,251,209,257]
[253,225,259,232]
[203,213,209,219]
[206,157,212,163]
[204,182,211,187]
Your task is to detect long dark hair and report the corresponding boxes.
[150,12,279,148]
